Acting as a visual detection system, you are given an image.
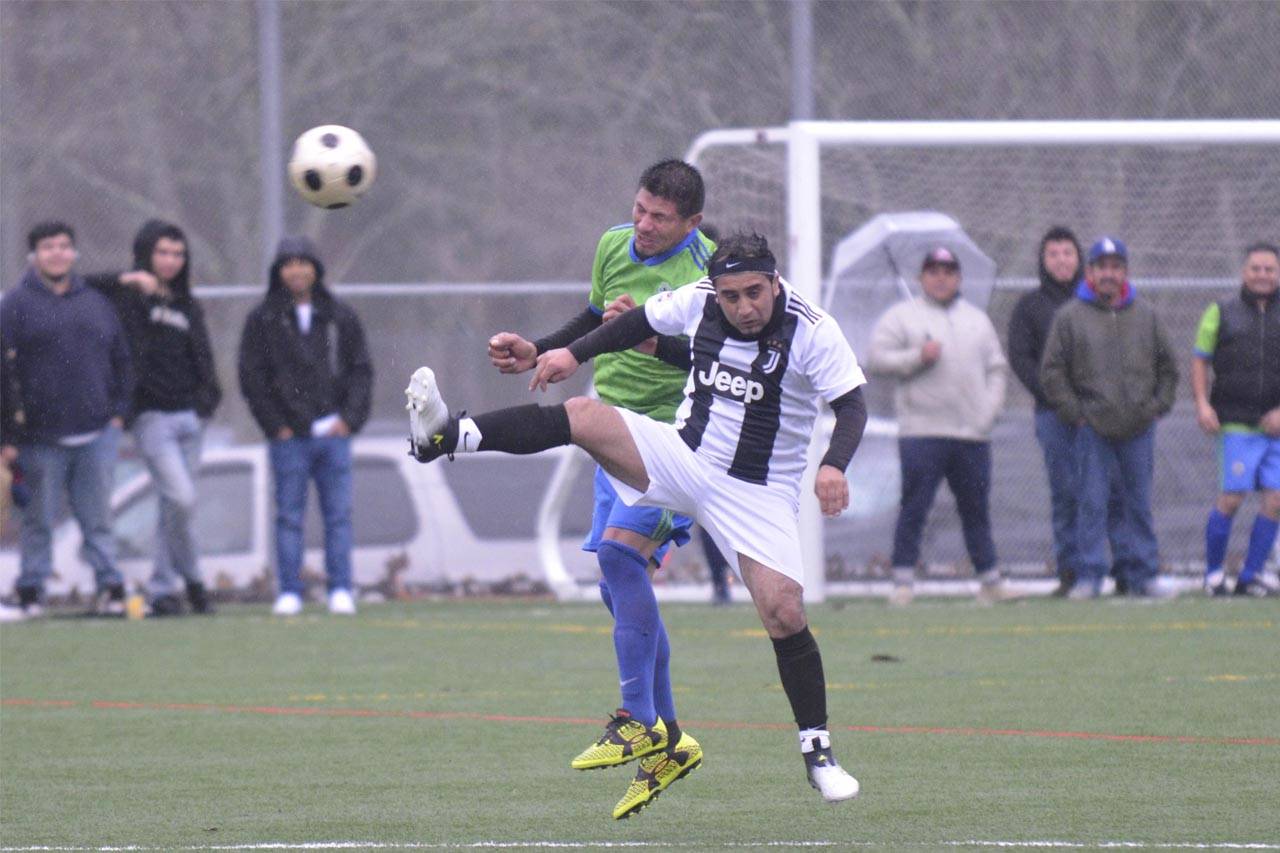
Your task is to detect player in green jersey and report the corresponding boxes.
[487,160,712,818]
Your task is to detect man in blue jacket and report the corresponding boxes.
[1,221,135,616]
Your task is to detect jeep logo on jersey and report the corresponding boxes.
[696,360,765,403]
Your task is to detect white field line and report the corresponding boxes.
[3,841,1280,851]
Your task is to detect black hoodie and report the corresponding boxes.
[87,219,222,419]
[1007,229,1084,410]
[237,236,373,438]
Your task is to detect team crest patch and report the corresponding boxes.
[760,338,787,374]
[1232,460,1246,478]
[657,282,673,292]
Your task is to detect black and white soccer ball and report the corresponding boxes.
[288,125,377,209]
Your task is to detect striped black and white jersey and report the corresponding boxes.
[643,276,866,501]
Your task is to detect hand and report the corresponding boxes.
[920,339,942,365]
[814,465,849,518]
[603,294,637,323]
[109,417,124,430]
[488,332,538,374]
[329,418,351,437]
[529,348,579,392]
[0,445,17,467]
[1260,407,1280,437]
[1195,402,1220,435]
[119,270,160,296]
[275,427,294,440]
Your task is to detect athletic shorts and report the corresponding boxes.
[1219,431,1280,492]
[603,408,806,585]
[582,466,692,564]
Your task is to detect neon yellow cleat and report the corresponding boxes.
[612,732,703,820]
[571,712,667,770]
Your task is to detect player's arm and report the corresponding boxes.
[1190,303,1220,434]
[603,293,690,368]
[529,306,656,391]
[815,386,868,518]
[489,308,602,374]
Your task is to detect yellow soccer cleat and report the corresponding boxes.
[571,712,668,770]
[612,732,703,820]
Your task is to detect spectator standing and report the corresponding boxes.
[1008,226,1127,595]
[1040,237,1179,598]
[238,236,373,616]
[88,220,222,615]
[1191,242,1280,597]
[866,247,1013,605]
[1,222,134,615]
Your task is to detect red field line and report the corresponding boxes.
[4,698,1277,746]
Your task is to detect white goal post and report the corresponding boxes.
[540,119,1280,602]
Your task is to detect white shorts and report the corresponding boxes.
[606,408,805,586]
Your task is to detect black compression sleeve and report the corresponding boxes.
[653,335,692,371]
[820,386,868,471]
[533,307,601,355]
[567,306,657,364]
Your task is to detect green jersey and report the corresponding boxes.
[588,224,715,423]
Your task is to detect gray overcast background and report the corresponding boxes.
[3,0,1279,579]
[3,0,1278,284]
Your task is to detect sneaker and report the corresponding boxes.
[328,588,357,615]
[801,731,859,803]
[612,732,702,820]
[405,367,455,463]
[16,587,44,618]
[976,576,1020,605]
[186,581,215,615]
[571,711,668,770]
[1067,580,1101,600]
[888,584,913,607]
[93,585,126,616]
[272,592,303,615]
[1131,575,1180,599]
[0,603,26,623]
[1234,578,1274,598]
[149,594,185,617]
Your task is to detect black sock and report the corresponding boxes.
[665,719,682,750]
[771,626,827,731]
[474,404,571,454]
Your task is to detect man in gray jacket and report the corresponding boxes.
[867,247,1012,605]
[1040,237,1179,598]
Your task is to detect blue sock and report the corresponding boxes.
[652,617,676,726]
[1204,507,1234,578]
[1239,515,1279,584]
[601,572,676,727]
[597,541,659,725]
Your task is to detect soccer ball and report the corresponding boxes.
[288,124,377,209]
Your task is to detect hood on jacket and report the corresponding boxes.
[132,219,192,299]
[1037,225,1083,293]
[268,235,328,298]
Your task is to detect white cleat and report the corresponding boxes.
[327,588,357,615]
[808,761,861,803]
[405,367,449,453]
[800,730,860,803]
[272,592,303,616]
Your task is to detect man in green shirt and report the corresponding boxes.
[486,160,713,818]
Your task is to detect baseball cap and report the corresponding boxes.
[1087,237,1128,264]
[921,246,960,271]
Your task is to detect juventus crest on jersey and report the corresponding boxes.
[643,277,866,499]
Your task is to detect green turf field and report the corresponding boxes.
[1,597,1277,851]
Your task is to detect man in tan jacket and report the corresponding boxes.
[867,247,1011,605]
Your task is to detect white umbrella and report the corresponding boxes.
[820,211,998,363]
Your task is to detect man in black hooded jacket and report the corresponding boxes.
[89,220,221,616]
[238,236,373,616]
[1007,226,1127,595]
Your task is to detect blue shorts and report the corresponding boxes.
[1219,431,1280,492]
[583,466,693,565]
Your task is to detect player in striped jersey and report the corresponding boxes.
[408,231,869,807]
[484,160,713,818]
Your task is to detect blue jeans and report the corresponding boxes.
[269,436,353,595]
[1075,424,1159,590]
[15,427,123,597]
[892,437,996,575]
[133,410,204,597]
[1035,409,1131,582]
